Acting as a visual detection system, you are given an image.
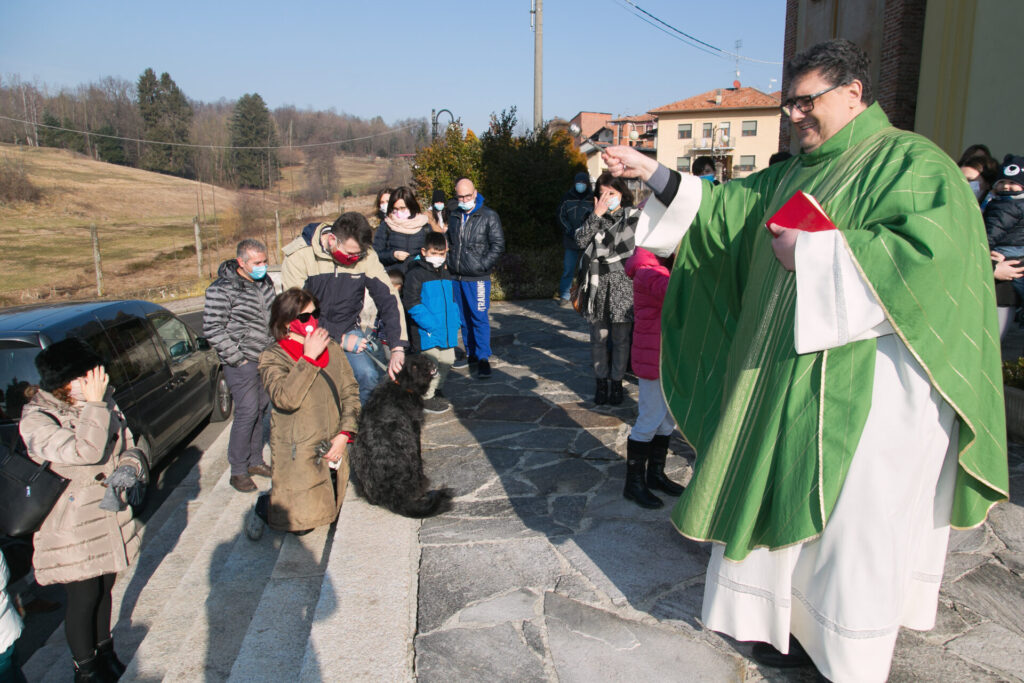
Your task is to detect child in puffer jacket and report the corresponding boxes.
[621,247,685,509]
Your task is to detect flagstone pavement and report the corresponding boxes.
[410,299,1024,682]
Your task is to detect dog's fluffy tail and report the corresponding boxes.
[399,488,453,518]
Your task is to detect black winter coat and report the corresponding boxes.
[446,198,505,280]
[373,219,433,271]
[203,259,276,366]
[984,196,1024,249]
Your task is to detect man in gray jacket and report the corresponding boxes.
[203,239,276,492]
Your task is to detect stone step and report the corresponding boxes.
[297,496,420,682]
[119,460,270,682]
[226,525,336,682]
[22,427,238,682]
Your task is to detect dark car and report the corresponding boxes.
[0,299,232,465]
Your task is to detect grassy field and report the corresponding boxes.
[0,144,388,305]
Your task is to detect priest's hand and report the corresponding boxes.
[768,224,798,271]
[602,145,658,181]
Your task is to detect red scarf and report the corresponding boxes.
[279,338,329,368]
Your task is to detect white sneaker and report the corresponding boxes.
[244,506,265,541]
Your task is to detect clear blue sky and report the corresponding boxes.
[0,0,785,135]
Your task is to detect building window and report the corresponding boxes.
[677,124,691,139]
[702,122,713,138]
[736,155,756,172]
[742,120,757,136]
[676,157,690,172]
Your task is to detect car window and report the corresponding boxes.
[106,318,165,383]
[0,340,40,421]
[150,314,194,360]
[83,329,125,386]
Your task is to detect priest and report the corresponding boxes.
[603,39,1008,682]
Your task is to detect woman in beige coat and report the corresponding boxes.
[247,288,360,539]
[19,338,145,682]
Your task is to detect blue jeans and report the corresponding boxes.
[559,248,582,300]
[455,279,492,361]
[342,329,382,404]
[0,643,25,683]
[995,246,1024,303]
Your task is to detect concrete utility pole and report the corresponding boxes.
[531,0,543,131]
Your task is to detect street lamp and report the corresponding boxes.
[431,108,455,140]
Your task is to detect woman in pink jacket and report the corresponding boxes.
[622,247,685,508]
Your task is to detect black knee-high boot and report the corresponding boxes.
[623,439,663,508]
[646,434,685,496]
[96,637,125,680]
[73,653,113,683]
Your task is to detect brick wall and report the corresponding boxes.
[779,0,926,151]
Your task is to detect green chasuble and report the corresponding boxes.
[661,103,1009,561]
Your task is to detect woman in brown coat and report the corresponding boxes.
[247,288,360,538]
[19,338,145,682]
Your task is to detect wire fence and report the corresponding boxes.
[0,211,321,307]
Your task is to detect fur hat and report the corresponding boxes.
[994,154,1024,191]
[35,338,103,392]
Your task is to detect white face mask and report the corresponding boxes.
[425,255,446,267]
[433,202,445,212]
[379,203,388,213]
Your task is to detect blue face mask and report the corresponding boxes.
[700,173,715,183]
[250,264,267,280]
[607,196,621,211]
[458,200,475,212]
[575,182,587,193]
[968,179,982,199]
[433,202,445,212]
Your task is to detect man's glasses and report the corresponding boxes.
[780,82,845,117]
[296,308,321,323]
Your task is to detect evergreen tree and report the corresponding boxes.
[93,124,127,165]
[228,93,278,188]
[136,68,194,177]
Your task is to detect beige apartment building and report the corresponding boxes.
[650,87,782,180]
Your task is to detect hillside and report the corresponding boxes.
[0,144,389,304]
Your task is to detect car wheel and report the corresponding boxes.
[209,370,233,422]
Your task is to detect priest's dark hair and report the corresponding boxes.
[785,38,874,105]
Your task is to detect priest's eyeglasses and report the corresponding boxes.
[780,82,844,117]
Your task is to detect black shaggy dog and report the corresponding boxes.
[350,353,452,518]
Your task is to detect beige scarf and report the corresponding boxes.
[383,212,430,235]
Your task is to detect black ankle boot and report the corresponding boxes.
[608,379,624,405]
[623,439,663,509]
[96,637,125,680]
[594,378,609,405]
[646,434,685,496]
[73,653,113,683]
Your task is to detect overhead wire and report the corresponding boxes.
[614,0,783,65]
[0,114,423,150]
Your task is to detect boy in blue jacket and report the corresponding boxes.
[403,232,461,413]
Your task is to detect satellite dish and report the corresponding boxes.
[733,80,741,88]
[569,123,581,136]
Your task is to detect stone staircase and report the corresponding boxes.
[22,425,419,682]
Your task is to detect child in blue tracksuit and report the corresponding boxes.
[402,231,461,413]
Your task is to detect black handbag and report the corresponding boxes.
[0,449,69,537]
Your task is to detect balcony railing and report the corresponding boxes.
[688,135,734,153]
